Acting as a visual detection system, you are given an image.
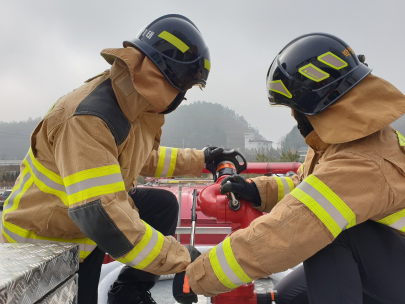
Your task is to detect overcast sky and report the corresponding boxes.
[1,0,404,145]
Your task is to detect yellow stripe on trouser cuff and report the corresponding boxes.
[117,221,164,270]
[274,176,294,202]
[2,221,97,260]
[63,165,125,206]
[377,209,405,232]
[291,175,356,238]
[209,238,252,289]
[155,147,178,177]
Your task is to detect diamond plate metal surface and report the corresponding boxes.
[0,243,79,304]
[38,274,77,304]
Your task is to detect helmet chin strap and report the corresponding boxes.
[160,91,187,114]
[294,111,314,138]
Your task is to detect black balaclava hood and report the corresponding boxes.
[294,111,314,138]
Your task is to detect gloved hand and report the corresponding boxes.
[173,272,197,304]
[202,146,224,164]
[172,245,201,304]
[220,174,262,207]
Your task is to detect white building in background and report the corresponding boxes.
[244,133,273,152]
[298,146,309,162]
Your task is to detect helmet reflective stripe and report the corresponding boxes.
[377,209,405,232]
[155,147,178,178]
[204,59,211,71]
[274,176,295,202]
[268,80,292,99]
[117,221,164,270]
[158,31,190,53]
[298,64,330,82]
[318,52,348,70]
[291,175,356,238]
[209,237,252,289]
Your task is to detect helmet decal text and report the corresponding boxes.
[268,80,292,99]
[158,31,190,53]
[318,52,348,70]
[299,64,330,82]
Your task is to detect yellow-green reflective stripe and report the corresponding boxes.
[209,238,251,289]
[299,64,330,82]
[291,187,342,237]
[155,147,178,177]
[204,59,211,71]
[158,31,189,53]
[299,162,305,173]
[291,175,356,238]
[26,151,68,206]
[377,209,405,232]
[2,222,96,258]
[305,175,356,229]
[317,52,348,70]
[63,165,122,186]
[155,147,167,177]
[274,176,283,202]
[63,165,125,206]
[3,167,32,213]
[268,80,292,99]
[118,221,164,270]
[396,130,405,146]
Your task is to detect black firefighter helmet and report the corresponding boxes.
[266,33,372,115]
[124,14,211,114]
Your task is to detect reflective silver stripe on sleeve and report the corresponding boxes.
[280,177,291,197]
[4,171,31,211]
[26,153,65,192]
[161,147,173,177]
[65,173,123,196]
[126,228,159,267]
[298,181,348,229]
[390,217,405,231]
[216,241,245,286]
[2,224,97,253]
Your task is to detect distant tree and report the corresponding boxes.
[279,150,300,162]
[280,125,307,152]
[255,153,270,162]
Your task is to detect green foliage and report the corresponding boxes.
[279,150,300,162]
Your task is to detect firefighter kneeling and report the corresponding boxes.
[174,33,405,304]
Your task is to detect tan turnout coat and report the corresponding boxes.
[186,74,405,296]
[2,47,205,275]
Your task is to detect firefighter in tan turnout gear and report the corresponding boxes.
[175,33,405,304]
[1,14,225,304]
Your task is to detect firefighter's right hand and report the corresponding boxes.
[220,174,261,206]
[173,272,198,304]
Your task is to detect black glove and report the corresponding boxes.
[185,245,201,262]
[173,272,197,304]
[172,246,201,304]
[202,146,224,164]
[220,174,262,207]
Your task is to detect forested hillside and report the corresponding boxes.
[160,101,264,150]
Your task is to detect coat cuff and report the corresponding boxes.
[250,176,278,213]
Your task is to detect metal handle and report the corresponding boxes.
[190,189,198,246]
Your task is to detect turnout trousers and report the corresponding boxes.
[274,221,405,304]
[77,187,179,304]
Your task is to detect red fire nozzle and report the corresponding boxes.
[197,175,262,230]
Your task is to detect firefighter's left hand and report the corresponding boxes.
[173,272,198,304]
[220,174,262,206]
[202,146,224,164]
